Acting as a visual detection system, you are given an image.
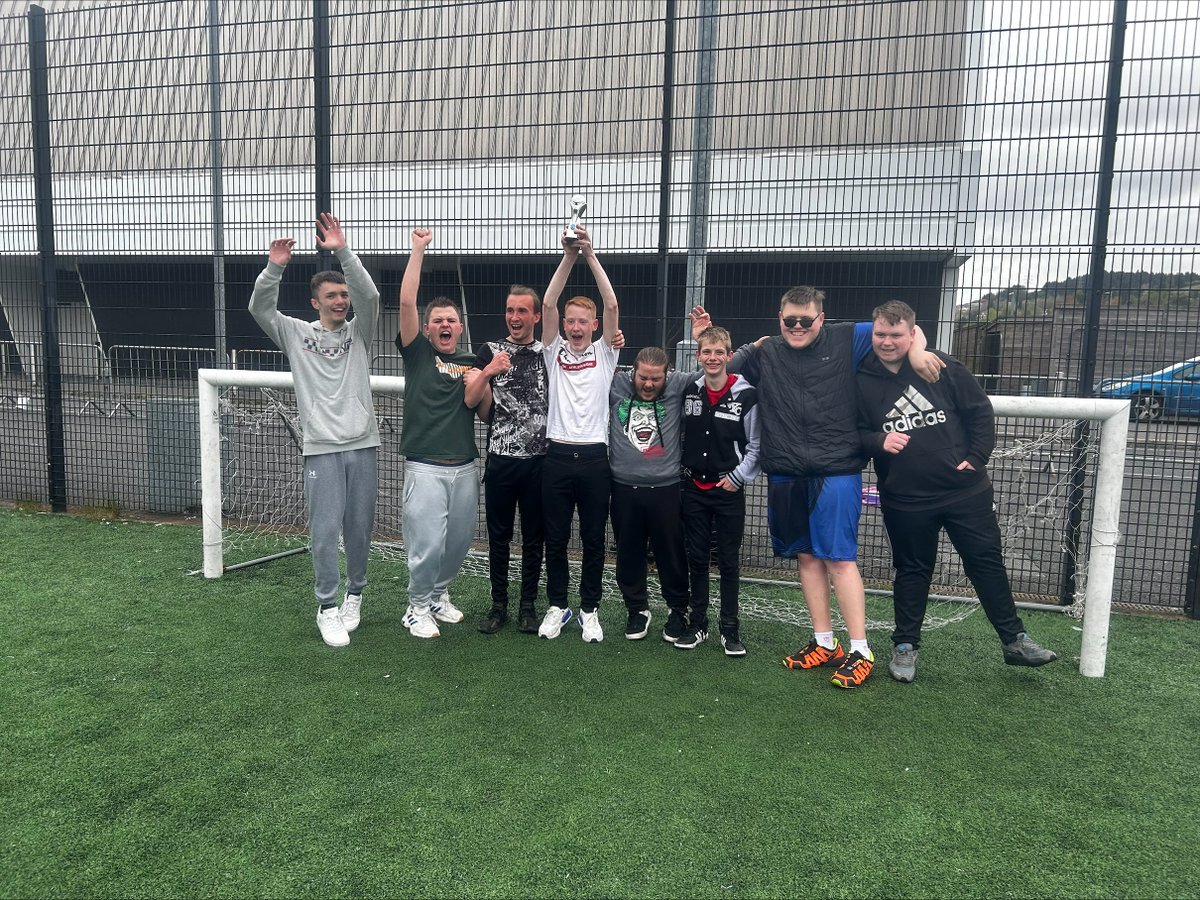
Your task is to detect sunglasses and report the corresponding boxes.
[781,314,821,329]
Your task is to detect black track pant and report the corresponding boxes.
[611,481,689,615]
[882,486,1025,648]
[484,453,544,611]
[681,483,745,635]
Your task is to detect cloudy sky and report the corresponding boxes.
[960,0,1199,294]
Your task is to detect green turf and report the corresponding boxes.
[2,509,1198,899]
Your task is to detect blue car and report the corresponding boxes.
[1096,356,1200,421]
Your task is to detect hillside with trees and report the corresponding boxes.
[959,272,1200,322]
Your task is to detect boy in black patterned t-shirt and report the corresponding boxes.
[464,287,549,634]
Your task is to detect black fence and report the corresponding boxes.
[0,0,1196,616]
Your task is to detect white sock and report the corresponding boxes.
[815,631,835,650]
[850,638,873,660]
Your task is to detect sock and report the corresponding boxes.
[815,631,835,650]
[850,638,873,660]
[319,602,337,611]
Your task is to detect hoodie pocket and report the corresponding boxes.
[305,396,372,444]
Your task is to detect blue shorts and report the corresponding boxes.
[767,473,862,561]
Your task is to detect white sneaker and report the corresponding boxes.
[430,591,464,624]
[402,605,440,639]
[340,593,362,633]
[580,609,604,643]
[317,606,350,647]
[538,606,573,639]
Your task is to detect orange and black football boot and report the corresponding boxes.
[783,637,847,670]
[830,650,875,688]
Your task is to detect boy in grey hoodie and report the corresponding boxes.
[249,213,380,648]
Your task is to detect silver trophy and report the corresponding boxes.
[564,194,587,242]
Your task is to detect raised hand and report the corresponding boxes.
[412,228,433,251]
[611,329,626,350]
[689,305,711,340]
[268,238,295,267]
[573,224,594,256]
[315,213,346,252]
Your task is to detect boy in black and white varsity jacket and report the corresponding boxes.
[678,323,761,655]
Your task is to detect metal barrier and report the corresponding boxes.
[231,349,289,371]
[107,344,218,381]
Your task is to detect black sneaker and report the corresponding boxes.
[675,626,708,650]
[477,607,508,635]
[720,633,747,657]
[662,609,688,643]
[625,608,651,640]
[517,608,539,634]
[1002,633,1057,667]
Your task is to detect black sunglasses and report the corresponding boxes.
[781,314,820,329]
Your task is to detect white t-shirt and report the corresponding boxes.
[543,335,620,444]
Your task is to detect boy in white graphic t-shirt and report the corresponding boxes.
[537,225,620,643]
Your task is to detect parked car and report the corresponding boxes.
[1095,357,1200,421]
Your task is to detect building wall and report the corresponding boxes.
[2,0,968,177]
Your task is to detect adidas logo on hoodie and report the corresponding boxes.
[883,385,947,433]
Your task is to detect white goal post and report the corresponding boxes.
[197,368,1129,677]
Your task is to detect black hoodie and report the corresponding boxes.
[856,350,994,511]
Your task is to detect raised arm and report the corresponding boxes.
[398,228,432,349]
[541,231,579,343]
[248,237,295,344]
[316,212,380,344]
[576,226,618,345]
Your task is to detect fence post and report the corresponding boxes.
[1187,476,1200,619]
[313,0,332,270]
[657,0,676,355]
[27,5,67,513]
[208,0,227,367]
[1060,0,1127,604]
[680,0,718,372]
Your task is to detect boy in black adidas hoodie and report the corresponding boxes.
[856,301,1056,682]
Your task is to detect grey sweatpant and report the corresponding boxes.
[304,447,378,606]
[402,459,479,609]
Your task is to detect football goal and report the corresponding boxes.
[196,368,1129,677]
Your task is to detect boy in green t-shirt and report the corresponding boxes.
[396,228,491,638]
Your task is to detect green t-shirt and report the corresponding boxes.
[397,335,479,459]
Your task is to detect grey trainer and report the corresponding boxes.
[888,643,918,682]
[1002,633,1057,667]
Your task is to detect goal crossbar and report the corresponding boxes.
[196,369,1129,678]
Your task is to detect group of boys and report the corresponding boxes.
[252,214,1057,688]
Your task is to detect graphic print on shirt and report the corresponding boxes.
[487,341,548,458]
[555,344,598,372]
[617,398,664,457]
[434,357,473,378]
[302,333,352,359]
[883,385,947,433]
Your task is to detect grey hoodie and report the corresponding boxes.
[249,246,381,456]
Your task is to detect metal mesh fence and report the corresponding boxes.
[0,0,1196,614]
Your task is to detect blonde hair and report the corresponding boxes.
[696,326,732,352]
[564,296,596,318]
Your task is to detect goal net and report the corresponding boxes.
[198,369,1129,676]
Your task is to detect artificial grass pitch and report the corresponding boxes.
[1,509,1198,899]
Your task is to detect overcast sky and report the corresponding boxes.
[2,0,1196,297]
[960,0,1198,294]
